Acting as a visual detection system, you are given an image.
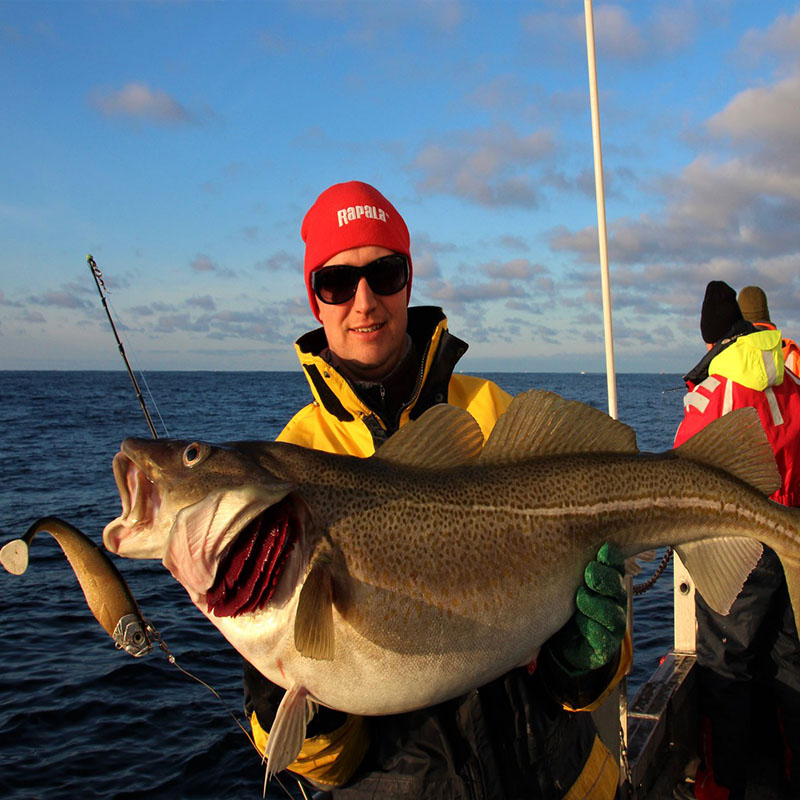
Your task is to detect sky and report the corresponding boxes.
[2,0,800,374]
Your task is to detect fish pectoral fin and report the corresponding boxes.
[265,683,310,779]
[480,389,638,463]
[374,403,483,468]
[675,537,763,614]
[0,539,29,575]
[674,407,780,496]
[294,560,335,660]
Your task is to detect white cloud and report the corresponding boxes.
[422,257,553,310]
[484,258,546,281]
[31,290,92,310]
[191,255,218,272]
[738,9,800,71]
[550,59,800,277]
[427,277,518,304]
[187,254,238,279]
[410,125,555,207]
[590,4,646,61]
[522,3,697,63]
[649,4,698,55]
[155,313,210,334]
[90,83,193,125]
[186,295,216,311]
[292,0,465,46]
[0,290,22,307]
[707,76,800,167]
[254,250,301,272]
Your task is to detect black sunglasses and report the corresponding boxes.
[312,254,409,305]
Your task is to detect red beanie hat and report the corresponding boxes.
[301,181,413,321]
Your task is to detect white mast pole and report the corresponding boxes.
[583,4,627,789]
[584,0,618,420]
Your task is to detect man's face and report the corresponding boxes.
[316,245,409,381]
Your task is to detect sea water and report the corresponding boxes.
[0,371,686,798]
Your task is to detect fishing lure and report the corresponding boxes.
[0,516,152,657]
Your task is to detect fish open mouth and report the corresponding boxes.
[109,453,160,536]
[206,495,297,618]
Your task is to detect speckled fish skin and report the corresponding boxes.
[102,393,800,719]
[231,443,800,717]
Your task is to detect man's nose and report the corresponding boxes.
[351,274,377,310]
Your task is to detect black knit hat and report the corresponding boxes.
[700,281,743,344]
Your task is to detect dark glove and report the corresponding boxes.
[545,542,627,676]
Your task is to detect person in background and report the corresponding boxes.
[737,285,800,375]
[673,281,800,800]
[242,180,631,799]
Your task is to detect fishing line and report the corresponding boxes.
[147,620,304,800]
[146,621,258,746]
[104,291,171,438]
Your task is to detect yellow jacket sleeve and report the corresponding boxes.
[250,710,369,789]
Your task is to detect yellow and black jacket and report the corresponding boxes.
[244,306,624,799]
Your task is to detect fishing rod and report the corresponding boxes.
[87,254,159,439]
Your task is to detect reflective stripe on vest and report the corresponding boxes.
[562,734,619,800]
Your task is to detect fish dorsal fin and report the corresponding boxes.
[374,404,484,468]
[479,389,638,464]
[294,558,335,661]
[675,538,763,614]
[674,407,780,495]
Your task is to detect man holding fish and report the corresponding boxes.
[242,180,631,799]
[94,184,800,797]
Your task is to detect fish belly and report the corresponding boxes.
[205,572,579,716]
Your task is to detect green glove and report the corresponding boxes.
[546,542,627,676]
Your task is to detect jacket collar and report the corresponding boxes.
[684,321,785,390]
[293,306,469,432]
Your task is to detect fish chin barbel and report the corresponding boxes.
[1,516,152,657]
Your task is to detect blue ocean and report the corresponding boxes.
[0,370,686,798]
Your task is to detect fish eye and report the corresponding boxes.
[183,442,209,468]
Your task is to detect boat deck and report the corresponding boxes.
[643,754,792,800]
[628,652,793,800]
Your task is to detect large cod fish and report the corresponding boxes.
[102,390,800,775]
